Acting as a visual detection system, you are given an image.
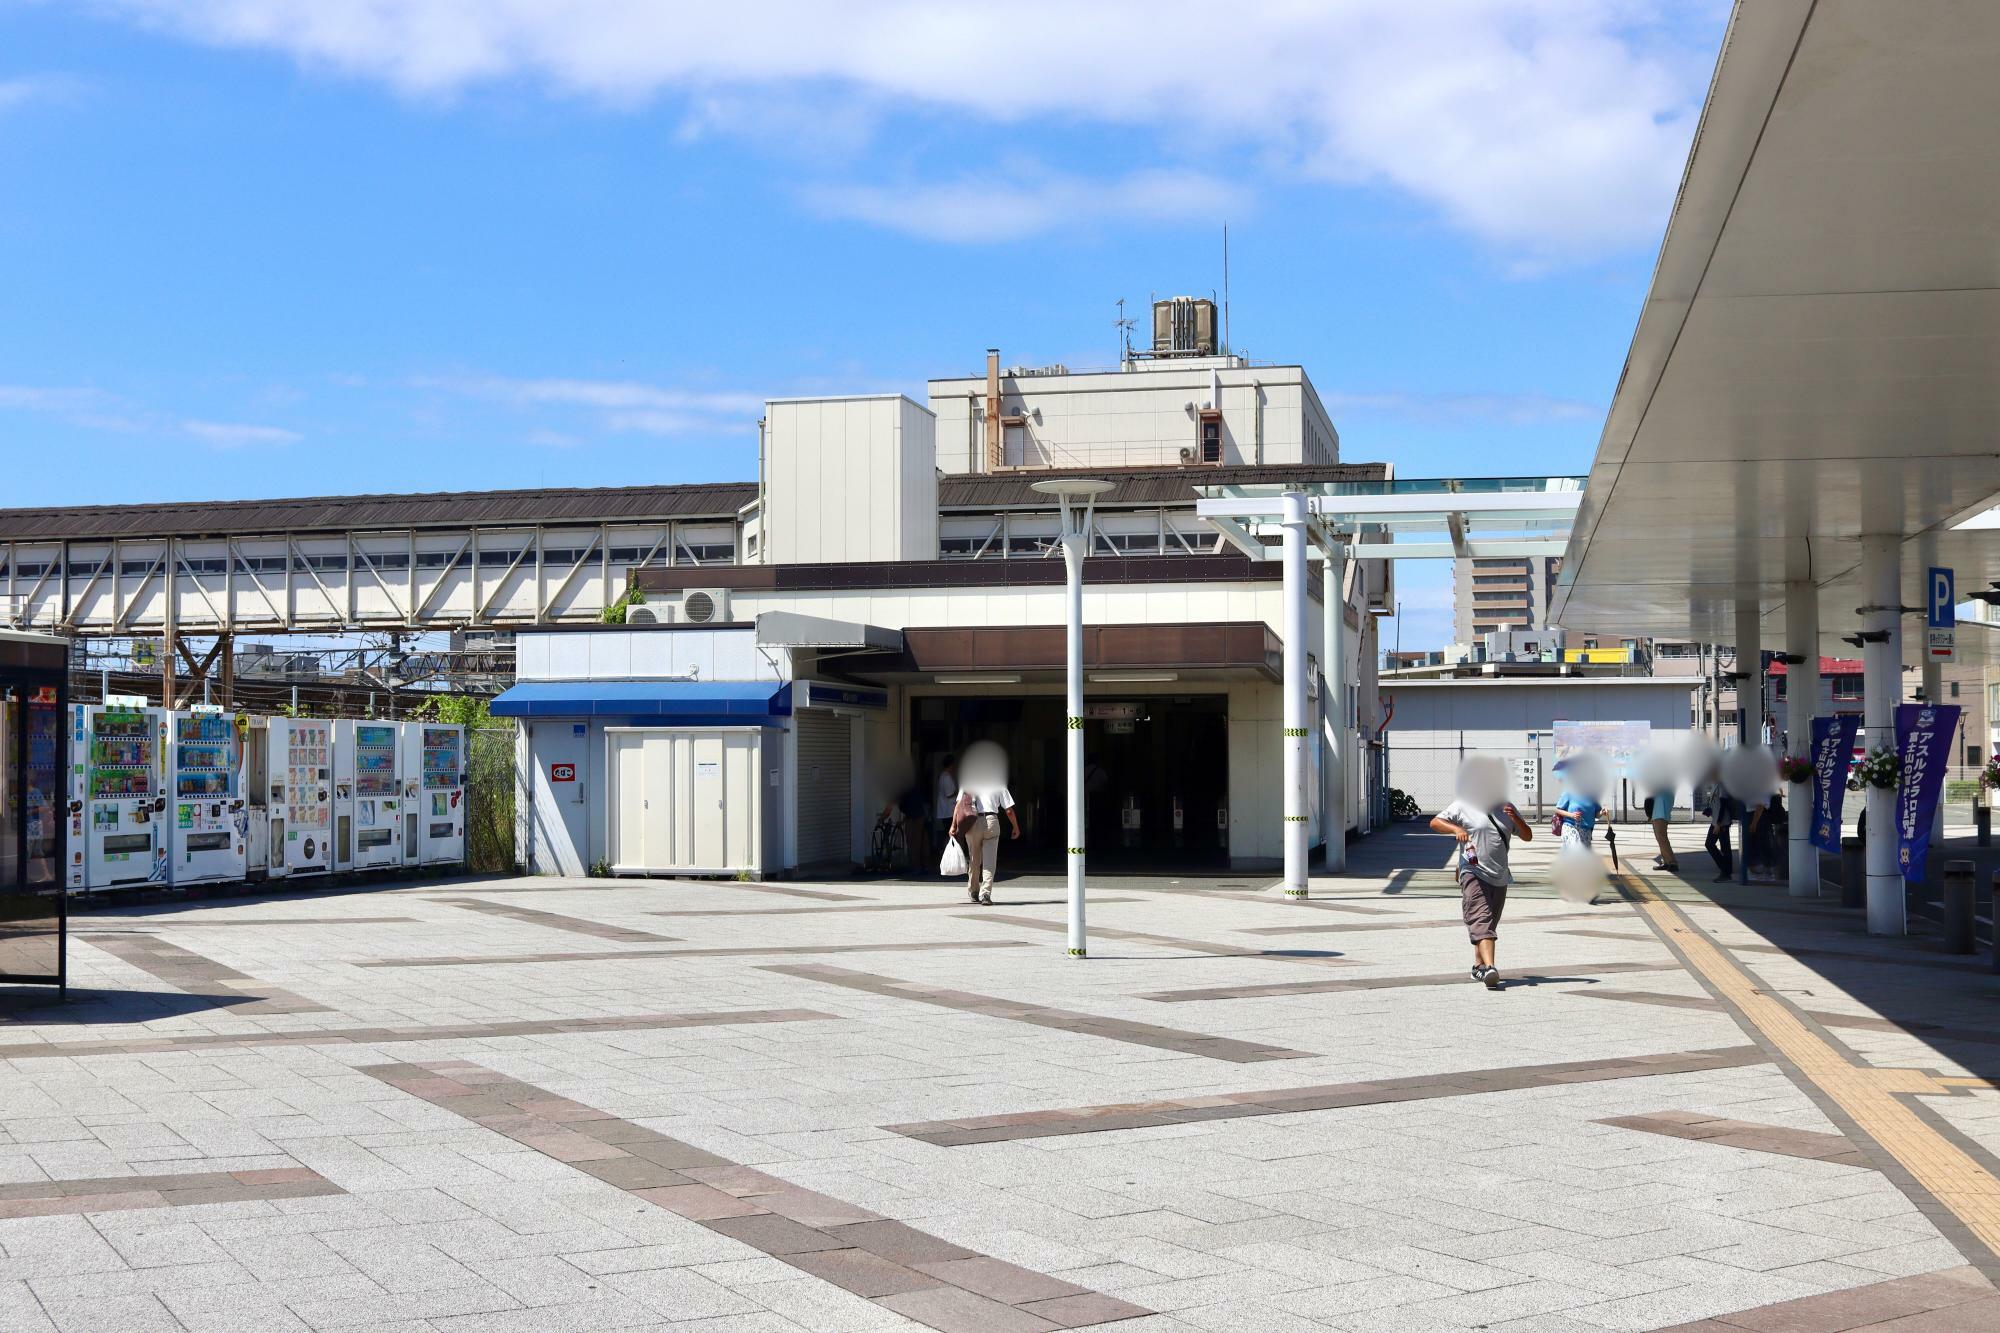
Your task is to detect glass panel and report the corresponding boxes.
[0,889,59,982]
[25,691,58,888]
[0,692,17,888]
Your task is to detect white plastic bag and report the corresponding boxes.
[939,836,967,877]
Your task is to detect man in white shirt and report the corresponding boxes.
[952,780,1020,905]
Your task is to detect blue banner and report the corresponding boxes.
[1808,715,1859,855]
[1895,703,1960,881]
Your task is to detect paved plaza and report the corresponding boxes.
[3,827,2000,1331]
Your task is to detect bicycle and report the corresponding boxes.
[867,814,908,872]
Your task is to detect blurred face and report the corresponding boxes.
[1455,753,1508,808]
[959,740,1007,791]
[1720,743,1778,803]
[1559,751,1608,802]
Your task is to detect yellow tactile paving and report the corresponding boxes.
[1617,869,2000,1260]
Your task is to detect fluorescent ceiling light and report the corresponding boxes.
[1087,671,1179,683]
[935,673,1022,686]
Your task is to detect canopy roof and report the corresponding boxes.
[1551,0,2000,665]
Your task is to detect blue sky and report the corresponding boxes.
[0,1,1729,649]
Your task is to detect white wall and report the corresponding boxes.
[764,395,938,565]
[928,364,1337,474]
[515,628,780,683]
[1381,680,1701,813]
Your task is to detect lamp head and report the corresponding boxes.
[1030,478,1116,500]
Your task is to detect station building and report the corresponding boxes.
[498,312,1393,878]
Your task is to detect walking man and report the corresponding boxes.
[952,774,1020,905]
[1432,795,1533,989]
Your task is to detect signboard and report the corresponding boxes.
[1513,757,1539,793]
[1552,720,1652,772]
[1928,566,1955,660]
[1808,714,1859,854]
[1894,702,1959,881]
[549,763,576,784]
[695,761,721,781]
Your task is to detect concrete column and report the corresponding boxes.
[1862,534,1906,935]
[1281,492,1309,897]
[1735,598,1761,886]
[1785,581,1819,897]
[1320,544,1347,875]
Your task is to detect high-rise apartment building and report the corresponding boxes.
[1452,555,1561,640]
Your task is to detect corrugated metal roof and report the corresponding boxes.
[0,483,760,542]
[936,462,1389,509]
[0,462,1389,543]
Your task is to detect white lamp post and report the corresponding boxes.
[1032,478,1115,958]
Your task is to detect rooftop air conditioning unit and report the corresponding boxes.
[677,589,729,624]
[625,605,660,625]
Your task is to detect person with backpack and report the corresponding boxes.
[1431,794,1533,990]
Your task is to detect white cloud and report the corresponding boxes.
[803,168,1244,244]
[416,373,763,438]
[95,0,1716,261]
[182,418,301,446]
[0,75,81,115]
[1323,390,1601,425]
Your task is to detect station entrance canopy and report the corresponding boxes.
[1191,475,1582,887]
[1194,477,1583,566]
[1549,0,2000,667]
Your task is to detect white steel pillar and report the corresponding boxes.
[1281,492,1309,897]
[1784,580,1819,897]
[1735,598,1761,886]
[1033,477,1112,958]
[1862,534,1905,935]
[1060,522,1088,955]
[1320,543,1347,875]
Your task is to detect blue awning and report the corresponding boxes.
[489,680,792,721]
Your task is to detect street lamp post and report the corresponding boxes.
[1033,478,1115,958]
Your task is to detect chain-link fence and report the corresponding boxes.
[465,723,518,874]
[1383,736,1694,823]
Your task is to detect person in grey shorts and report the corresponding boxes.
[1431,797,1533,989]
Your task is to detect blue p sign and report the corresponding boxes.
[1929,567,1955,628]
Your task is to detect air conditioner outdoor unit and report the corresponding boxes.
[677,589,729,624]
[625,605,661,625]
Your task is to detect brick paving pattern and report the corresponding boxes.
[0,835,1995,1330]
[361,1058,1152,1332]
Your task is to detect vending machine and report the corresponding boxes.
[169,709,245,885]
[70,703,168,890]
[400,721,465,866]
[333,720,402,871]
[271,718,332,877]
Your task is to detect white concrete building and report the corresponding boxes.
[929,352,1339,475]
[498,348,1388,878]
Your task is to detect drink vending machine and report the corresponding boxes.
[69,704,168,890]
[400,721,465,866]
[270,718,332,877]
[169,709,245,885]
[333,720,402,870]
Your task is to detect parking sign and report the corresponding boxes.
[1929,567,1955,628]
[1928,567,1955,660]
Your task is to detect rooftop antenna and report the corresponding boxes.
[1222,223,1231,355]
[1114,298,1135,364]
